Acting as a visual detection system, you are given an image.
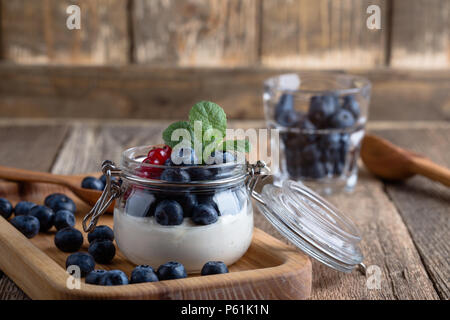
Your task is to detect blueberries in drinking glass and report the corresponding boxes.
[99,270,129,286]
[156,261,187,280]
[81,176,105,191]
[308,94,339,128]
[44,193,76,213]
[88,239,116,264]
[130,265,159,284]
[155,200,184,226]
[0,198,13,219]
[54,210,76,230]
[303,162,326,179]
[29,205,55,232]
[87,225,114,243]
[161,168,190,182]
[300,144,321,164]
[329,109,355,129]
[177,193,197,217]
[342,95,360,119]
[10,215,40,238]
[275,94,299,127]
[201,261,229,276]
[65,252,95,277]
[85,270,107,285]
[191,203,218,225]
[54,227,83,252]
[319,133,341,150]
[14,201,36,216]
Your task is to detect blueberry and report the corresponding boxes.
[88,239,116,264]
[45,194,76,213]
[164,158,174,166]
[54,210,76,230]
[155,200,184,226]
[99,270,129,286]
[329,109,355,129]
[85,270,107,285]
[197,194,220,214]
[308,94,339,128]
[176,193,197,217]
[87,225,114,243]
[66,252,95,277]
[172,147,198,165]
[44,193,65,208]
[10,215,40,238]
[161,168,190,182]
[319,133,341,150]
[208,151,235,165]
[300,144,321,164]
[29,205,55,232]
[81,176,105,191]
[303,162,326,179]
[342,95,360,119]
[130,265,159,284]
[53,198,76,213]
[156,261,187,280]
[14,201,36,216]
[189,167,214,181]
[191,203,218,225]
[0,198,13,219]
[275,94,299,127]
[201,261,229,276]
[54,227,83,252]
[99,174,118,186]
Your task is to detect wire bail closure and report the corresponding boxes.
[82,160,122,233]
[245,160,271,205]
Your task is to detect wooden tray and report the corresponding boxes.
[0,180,311,300]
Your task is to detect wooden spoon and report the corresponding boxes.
[0,165,113,211]
[361,134,450,187]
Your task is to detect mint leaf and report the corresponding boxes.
[189,101,227,138]
[219,139,251,153]
[162,121,193,148]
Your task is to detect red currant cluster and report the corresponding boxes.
[139,145,172,179]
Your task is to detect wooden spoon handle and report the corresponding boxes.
[0,165,67,186]
[410,157,450,187]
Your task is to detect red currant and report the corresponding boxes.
[138,156,163,179]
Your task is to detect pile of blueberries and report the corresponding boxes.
[0,194,77,239]
[275,93,361,179]
[0,196,229,286]
[123,145,243,227]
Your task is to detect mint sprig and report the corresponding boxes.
[162,101,250,162]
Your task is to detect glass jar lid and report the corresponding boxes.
[252,178,364,273]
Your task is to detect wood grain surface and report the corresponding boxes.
[1,0,129,65]
[0,65,449,121]
[374,128,450,299]
[261,0,387,68]
[1,120,448,299]
[390,0,450,68]
[132,0,258,66]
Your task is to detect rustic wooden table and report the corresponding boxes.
[0,117,448,300]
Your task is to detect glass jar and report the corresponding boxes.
[84,146,366,275]
[263,73,371,195]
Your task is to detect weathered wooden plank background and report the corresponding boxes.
[0,0,449,119]
[0,0,448,68]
